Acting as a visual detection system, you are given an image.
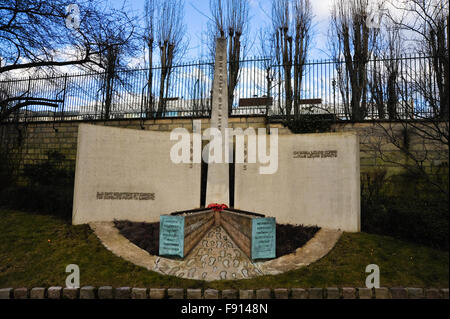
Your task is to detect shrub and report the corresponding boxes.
[0,148,15,191]
[0,150,74,220]
[287,114,336,133]
[23,150,74,187]
[361,169,449,250]
[0,185,73,220]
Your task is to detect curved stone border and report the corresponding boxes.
[89,222,181,274]
[1,287,448,299]
[257,228,343,275]
[89,222,342,280]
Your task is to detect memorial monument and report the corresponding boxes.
[72,37,360,268]
[205,37,230,206]
[158,38,277,260]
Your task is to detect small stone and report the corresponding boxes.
[0,288,13,299]
[30,288,46,299]
[440,288,449,299]
[375,288,390,299]
[291,288,308,299]
[341,287,356,299]
[48,286,63,299]
[80,286,96,299]
[407,288,423,299]
[326,287,340,299]
[222,289,238,299]
[255,289,271,299]
[390,287,408,299]
[115,287,131,299]
[204,289,219,299]
[150,288,166,299]
[98,286,114,299]
[308,288,323,299]
[274,288,289,299]
[14,288,28,299]
[186,289,202,299]
[425,288,440,299]
[358,288,373,299]
[63,287,79,299]
[167,288,184,299]
[131,288,147,299]
[239,290,254,299]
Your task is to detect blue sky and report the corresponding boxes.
[112,0,335,61]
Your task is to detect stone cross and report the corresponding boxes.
[205,37,230,205]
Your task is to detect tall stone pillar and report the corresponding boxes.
[205,37,230,205]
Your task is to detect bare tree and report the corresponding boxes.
[258,28,278,114]
[143,0,156,118]
[269,0,313,121]
[0,0,135,122]
[330,0,380,121]
[155,0,186,117]
[385,0,449,119]
[208,0,250,114]
[369,23,402,119]
[366,0,449,196]
[86,10,136,120]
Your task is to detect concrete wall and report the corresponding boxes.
[72,124,201,224]
[2,117,446,179]
[234,132,361,232]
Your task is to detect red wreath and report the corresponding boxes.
[207,203,228,211]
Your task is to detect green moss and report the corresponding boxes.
[0,210,448,288]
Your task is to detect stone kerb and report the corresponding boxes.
[1,287,448,299]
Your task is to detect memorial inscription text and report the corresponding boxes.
[96,192,155,200]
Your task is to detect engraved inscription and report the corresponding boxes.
[215,51,226,132]
[159,215,184,257]
[96,192,155,200]
[293,150,338,159]
[251,218,276,259]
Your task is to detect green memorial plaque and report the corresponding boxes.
[251,217,276,259]
[159,215,185,257]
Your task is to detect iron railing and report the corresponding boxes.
[0,55,446,122]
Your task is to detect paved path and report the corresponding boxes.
[90,222,342,281]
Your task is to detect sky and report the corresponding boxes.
[114,0,337,62]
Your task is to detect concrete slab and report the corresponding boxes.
[234,132,360,231]
[73,124,201,224]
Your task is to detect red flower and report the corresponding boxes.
[207,203,228,212]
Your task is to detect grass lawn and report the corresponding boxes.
[0,209,448,289]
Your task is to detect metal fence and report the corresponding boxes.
[0,55,445,122]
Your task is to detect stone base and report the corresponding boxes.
[159,208,275,260]
[90,221,341,281]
